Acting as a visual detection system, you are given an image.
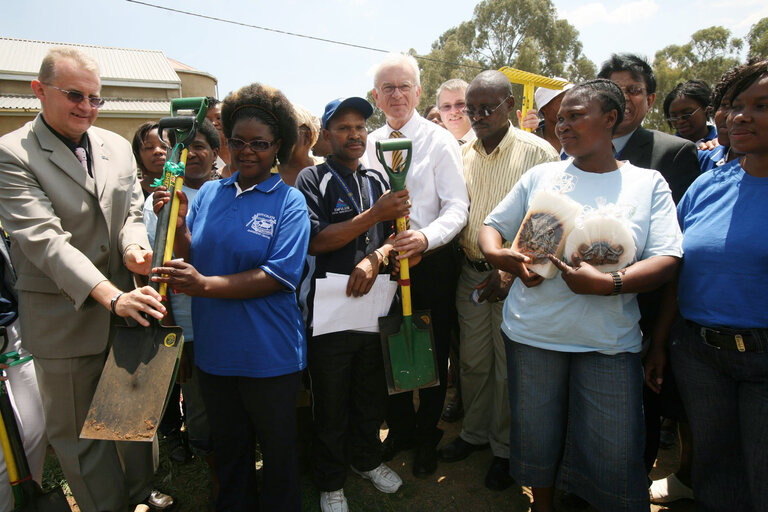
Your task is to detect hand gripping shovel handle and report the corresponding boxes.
[150,98,210,303]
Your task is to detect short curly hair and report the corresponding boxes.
[721,58,768,111]
[221,83,298,165]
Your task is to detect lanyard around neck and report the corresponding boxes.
[325,162,373,215]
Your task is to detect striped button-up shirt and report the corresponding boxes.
[459,122,559,261]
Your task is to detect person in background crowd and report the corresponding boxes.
[279,103,321,186]
[664,80,717,144]
[296,96,408,512]
[435,77,473,425]
[437,79,473,144]
[132,121,167,199]
[480,79,681,512]
[152,82,309,512]
[0,46,170,512]
[364,53,469,478]
[206,96,230,170]
[423,104,444,128]
[646,58,768,512]
[0,228,47,512]
[517,79,574,158]
[143,119,220,501]
[438,70,558,491]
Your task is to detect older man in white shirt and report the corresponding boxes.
[364,53,469,478]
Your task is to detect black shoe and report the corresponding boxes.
[559,491,590,509]
[441,398,464,423]
[413,443,437,477]
[484,456,513,491]
[438,436,489,462]
[381,435,415,462]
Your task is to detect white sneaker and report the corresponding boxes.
[351,463,403,493]
[650,473,694,503]
[320,489,348,512]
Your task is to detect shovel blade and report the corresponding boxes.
[81,324,182,441]
[379,310,439,394]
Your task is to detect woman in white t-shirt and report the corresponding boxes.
[478,79,682,512]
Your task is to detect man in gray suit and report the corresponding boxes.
[0,47,168,512]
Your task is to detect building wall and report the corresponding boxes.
[177,71,217,99]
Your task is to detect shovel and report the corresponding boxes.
[375,139,439,395]
[0,346,69,511]
[81,98,210,442]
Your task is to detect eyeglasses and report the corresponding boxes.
[379,83,413,96]
[45,84,105,109]
[619,85,646,97]
[227,137,277,152]
[438,102,466,113]
[667,107,701,123]
[462,96,511,119]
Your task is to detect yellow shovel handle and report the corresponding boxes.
[0,405,19,484]
[159,149,187,298]
[395,216,412,317]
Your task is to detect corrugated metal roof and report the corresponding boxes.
[0,38,180,85]
[0,94,170,114]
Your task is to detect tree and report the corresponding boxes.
[649,26,743,131]
[748,17,768,58]
[415,0,594,120]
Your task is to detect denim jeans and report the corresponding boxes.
[671,319,768,512]
[505,334,648,512]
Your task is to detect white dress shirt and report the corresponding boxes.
[364,112,469,250]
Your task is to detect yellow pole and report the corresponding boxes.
[395,216,412,317]
[159,149,187,298]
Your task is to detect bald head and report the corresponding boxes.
[467,70,513,98]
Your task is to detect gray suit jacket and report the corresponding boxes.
[0,115,149,358]
[621,126,700,204]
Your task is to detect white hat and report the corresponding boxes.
[534,78,575,110]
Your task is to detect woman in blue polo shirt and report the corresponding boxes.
[648,59,768,512]
[153,83,310,512]
[663,80,717,145]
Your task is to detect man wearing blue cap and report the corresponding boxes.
[295,97,409,512]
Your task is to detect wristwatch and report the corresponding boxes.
[608,271,623,295]
[375,249,389,271]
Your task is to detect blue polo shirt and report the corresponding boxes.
[187,172,310,377]
[677,160,768,328]
[697,145,729,174]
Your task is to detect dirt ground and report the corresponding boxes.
[43,387,696,511]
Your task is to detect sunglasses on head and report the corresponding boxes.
[46,84,105,109]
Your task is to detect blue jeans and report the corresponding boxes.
[671,319,768,512]
[505,335,648,512]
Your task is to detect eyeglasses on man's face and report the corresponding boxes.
[379,83,413,96]
[462,95,511,119]
[227,137,277,152]
[620,85,646,97]
[667,107,701,124]
[438,102,466,113]
[45,84,105,109]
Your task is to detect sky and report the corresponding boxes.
[1,0,766,116]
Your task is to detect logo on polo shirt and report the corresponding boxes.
[246,213,276,239]
[333,198,353,215]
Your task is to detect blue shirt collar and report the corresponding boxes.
[222,171,284,194]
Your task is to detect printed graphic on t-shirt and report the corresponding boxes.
[246,213,276,239]
[332,198,353,215]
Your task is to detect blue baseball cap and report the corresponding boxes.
[321,97,374,129]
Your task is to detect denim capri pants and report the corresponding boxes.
[504,333,649,512]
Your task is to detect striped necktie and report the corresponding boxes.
[389,130,404,171]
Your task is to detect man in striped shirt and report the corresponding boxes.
[437,70,558,490]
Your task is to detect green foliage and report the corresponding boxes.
[748,17,768,58]
[415,0,594,115]
[649,26,743,132]
[365,89,387,132]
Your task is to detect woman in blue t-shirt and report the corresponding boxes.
[648,59,768,512]
[664,80,717,145]
[153,83,310,511]
[479,80,682,512]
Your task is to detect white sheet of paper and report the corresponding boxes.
[312,273,398,337]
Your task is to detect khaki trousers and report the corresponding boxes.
[34,350,154,512]
[455,263,510,457]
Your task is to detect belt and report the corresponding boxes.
[464,255,493,272]
[687,320,765,352]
